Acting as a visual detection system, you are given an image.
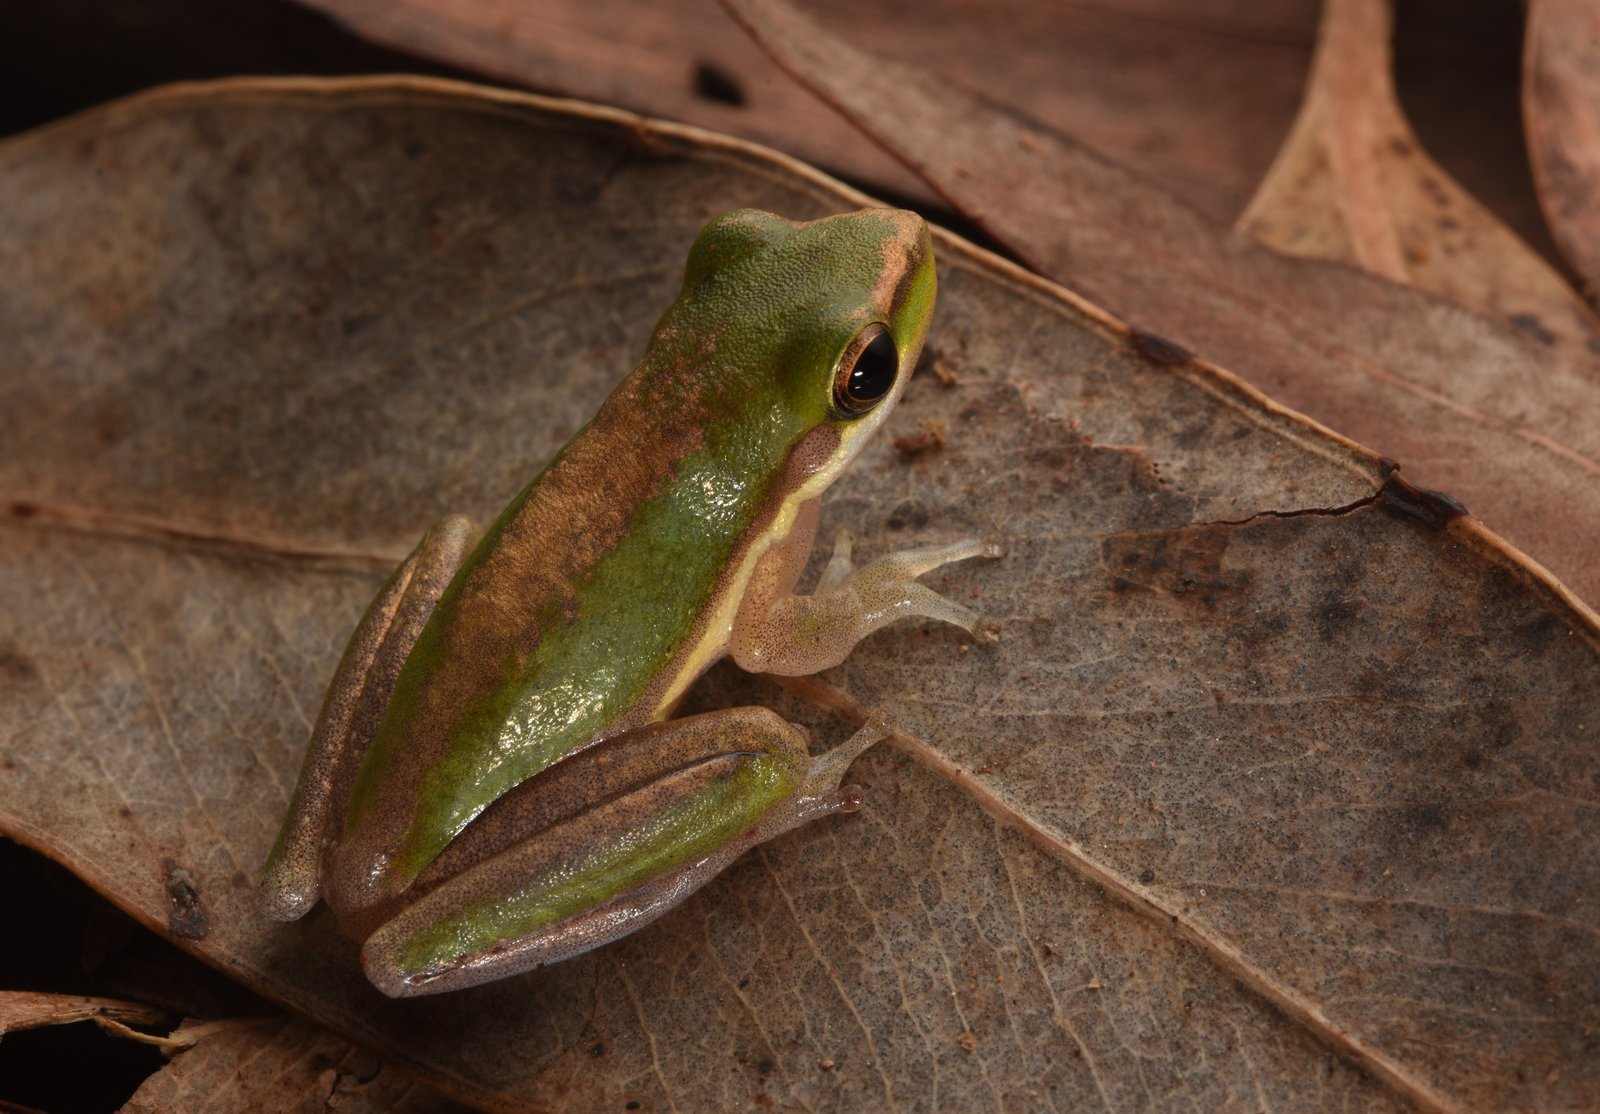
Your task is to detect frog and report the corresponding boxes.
[259,207,1000,997]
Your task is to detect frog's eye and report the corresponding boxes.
[833,324,900,418]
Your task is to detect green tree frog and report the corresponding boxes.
[259,208,1000,997]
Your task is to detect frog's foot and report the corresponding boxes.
[777,712,896,829]
[819,528,1002,632]
[732,530,1003,676]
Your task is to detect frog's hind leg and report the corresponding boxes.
[259,516,477,921]
[360,709,892,997]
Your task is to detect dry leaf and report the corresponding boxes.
[294,0,934,207]
[1,79,1597,1111]
[1240,0,1600,365]
[294,0,1320,225]
[124,1016,471,1114]
[0,991,167,1037]
[724,0,1600,615]
[1525,0,1600,308]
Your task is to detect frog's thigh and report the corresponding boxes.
[361,707,891,997]
[260,516,477,921]
[730,524,1001,677]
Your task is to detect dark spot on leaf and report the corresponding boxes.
[590,1042,606,1057]
[341,312,377,337]
[1101,528,1252,611]
[1409,802,1450,833]
[626,1102,642,1111]
[693,62,746,107]
[0,647,39,683]
[1514,612,1563,654]
[1316,587,1360,643]
[1027,445,1075,476]
[163,860,210,941]
[1378,468,1468,528]
[1138,868,1155,884]
[885,501,929,531]
[757,1058,775,1075]
[1508,312,1556,346]
[1493,717,1521,751]
[10,501,38,518]
[1129,328,1192,367]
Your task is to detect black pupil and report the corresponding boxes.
[844,330,898,408]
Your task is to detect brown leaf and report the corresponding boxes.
[298,0,935,208]
[295,0,1319,225]
[124,1016,472,1114]
[0,991,167,1037]
[1525,0,1600,307]
[2,79,1598,1111]
[723,0,1600,611]
[1240,0,1600,366]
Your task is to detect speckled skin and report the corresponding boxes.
[259,209,999,996]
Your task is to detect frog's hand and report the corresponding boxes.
[360,709,891,998]
[259,516,477,921]
[729,529,1003,677]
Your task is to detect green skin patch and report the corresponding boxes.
[352,428,782,884]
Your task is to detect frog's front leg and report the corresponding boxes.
[730,499,1002,677]
[360,707,891,997]
[259,516,477,921]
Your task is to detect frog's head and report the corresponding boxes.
[668,207,937,496]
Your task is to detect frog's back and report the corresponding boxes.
[340,364,776,897]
